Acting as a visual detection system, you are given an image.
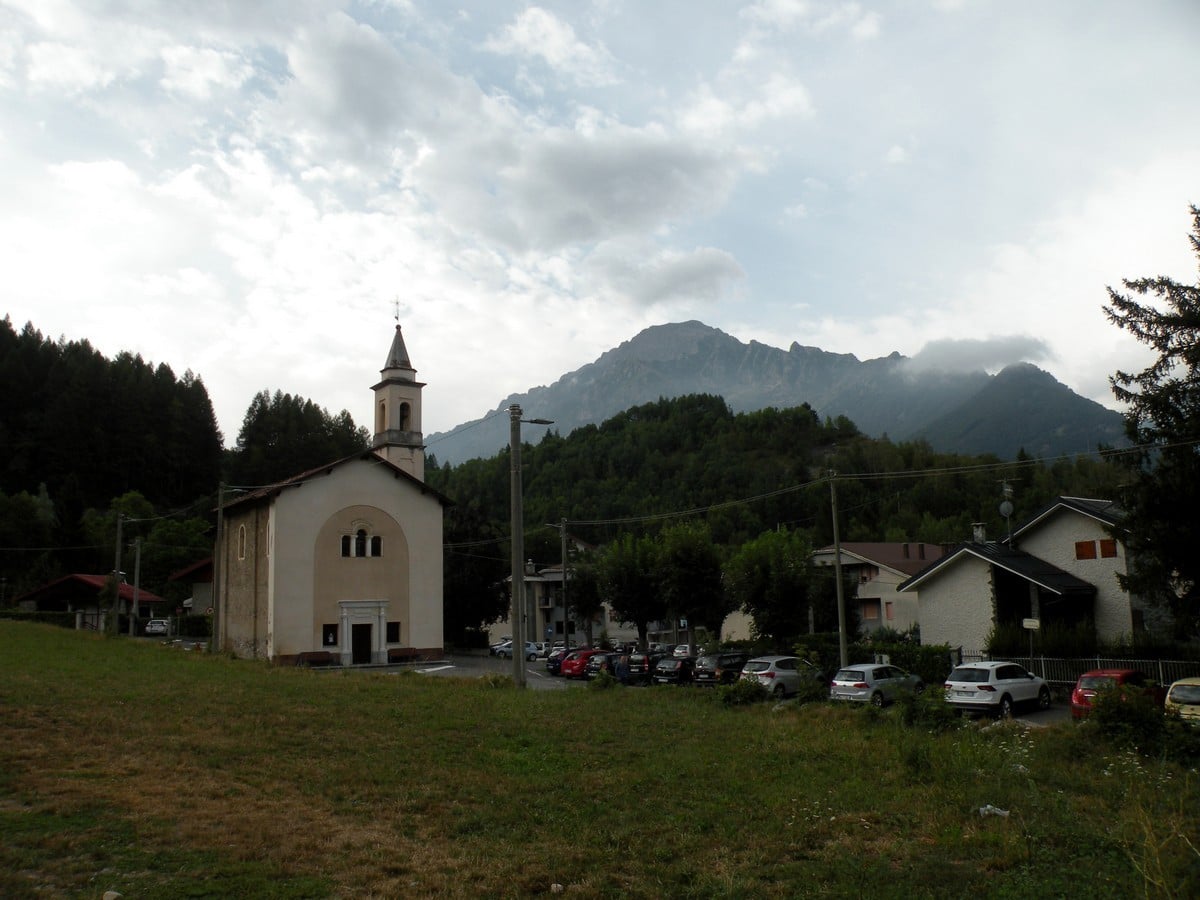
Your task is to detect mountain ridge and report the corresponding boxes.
[426,321,1125,465]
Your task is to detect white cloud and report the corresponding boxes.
[484,7,618,86]
[160,45,252,99]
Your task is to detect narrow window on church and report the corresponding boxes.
[399,402,410,431]
[237,524,247,561]
[376,400,387,434]
[386,621,400,643]
[323,624,338,646]
[341,535,352,557]
[355,529,367,558]
[371,535,382,557]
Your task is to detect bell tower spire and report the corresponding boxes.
[372,319,426,480]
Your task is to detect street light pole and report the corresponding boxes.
[509,406,526,686]
[829,471,848,669]
[509,404,554,688]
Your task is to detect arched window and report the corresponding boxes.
[237,524,247,561]
[341,528,383,558]
[376,399,387,434]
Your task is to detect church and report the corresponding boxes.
[213,324,450,665]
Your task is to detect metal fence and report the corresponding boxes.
[959,652,1200,688]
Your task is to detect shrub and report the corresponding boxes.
[793,675,829,705]
[587,671,617,691]
[896,687,961,733]
[717,678,767,706]
[1090,685,1165,754]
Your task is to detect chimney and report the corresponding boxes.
[972,523,987,543]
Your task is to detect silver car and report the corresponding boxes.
[830,664,923,706]
[740,655,823,698]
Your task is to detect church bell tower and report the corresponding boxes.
[372,323,426,481]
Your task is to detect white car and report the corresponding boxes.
[944,661,1051,717]
[144,619,169,636]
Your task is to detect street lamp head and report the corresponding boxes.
[524,418,554,425]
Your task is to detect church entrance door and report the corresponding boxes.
[352,623,372,664]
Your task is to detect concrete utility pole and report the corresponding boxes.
[829,472,848,668]
[109,514,123,635]
[508,405,554,687]
[559,517,568,648]
[509,406,526,687]
[212,482,224,653]
[128,537,141,636]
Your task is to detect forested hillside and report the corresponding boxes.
[0,318,368,602]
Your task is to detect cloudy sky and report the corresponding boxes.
[3,0,1198,445]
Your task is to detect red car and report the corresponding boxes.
[1070,668,1164,719]
[560,649,603,679]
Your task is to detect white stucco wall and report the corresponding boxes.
[267,458,444,658]
[917,554,994,653]
[1016,512,1132,641]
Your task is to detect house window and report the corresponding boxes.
[1074,540,1097,560]
[885,601,894,621]
[322,624,339,646]
[1099,539,1118,558]
[237,524,247,561]
[861,599,881,621]
[387,621,400,643]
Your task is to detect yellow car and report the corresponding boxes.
[1164,677,1200,724]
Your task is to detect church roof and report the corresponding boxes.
[383,324,413,370]
[221,450,453,512]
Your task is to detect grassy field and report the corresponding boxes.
[1,621,1197,898]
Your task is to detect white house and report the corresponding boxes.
[214,324,450,664]
[897,496,1147,654]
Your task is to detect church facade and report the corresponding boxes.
[214,325,449,664]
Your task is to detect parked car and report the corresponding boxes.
[488,637,512,656]
[545,647,570,676]
[672,644,693,658]
[1165,677,1200,725]
[830,664,924,706]
[495,641,539,661]
[624,652,665,686]
[693,652,750,687]
[1069,668,1165,719]
[560,649,604,679]
[585,652,620,679]
[144,618,169,636]
[740,655,824,698]
[653,656,695,685]
[943,661,1051,717]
